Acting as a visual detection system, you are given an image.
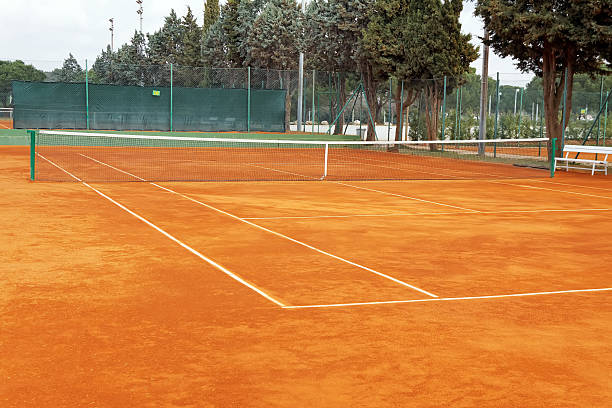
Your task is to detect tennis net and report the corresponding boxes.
[31,130,553,182]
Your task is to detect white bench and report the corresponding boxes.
[554,144,611,175]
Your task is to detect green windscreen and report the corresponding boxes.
[12,81,286,132]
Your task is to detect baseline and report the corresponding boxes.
[283,287,612,309]
[242,207,612,220]
[491,180,612,200]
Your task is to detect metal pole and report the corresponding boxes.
[441,76,447,140]
[29,130,35,181]
[387,78,392,140]
[493,72,500,139]
[297,0,305,132]
[455,86,459,139]
[247,67,251,133]
[109,19,114,52]
[597,76,604,145]
[398,81,404,141]
[479,30,489,155]
[85,59,89,130]
[517,88,523,138]
[312,69,315,135]
[458,86,462,139]
[604,91,609,146]
[514,89,519,115]
[561,68,568,151]
[170,63,173,132]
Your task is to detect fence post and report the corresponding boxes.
[517,87,524,137]
[247,67,251,133]
[550,138,556,178]
[398,81,404,141]
[604,91,609,146]
[561,68,568,152]
[387,78,392,140]
[597,76,604,145]
[458,86,463,139]
[85,59,90,130]
[494,72,500,139]
[170,63,173,132]
[29,130,35,181]
[441,76,447,140]
[312,69,315,135]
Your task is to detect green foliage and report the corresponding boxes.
[180,7,202,67]
[57,54,84,82]
[246,0,303,69]
[203,0,220,35]
[476,1,611,76]
[476,0,611,152]
[0,60,46,107]
[147,9,183,65]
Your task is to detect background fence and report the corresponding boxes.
[2,59,610,144]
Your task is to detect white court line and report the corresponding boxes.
[283,287,612,309]
[38,153,286,307]
[243,207,612,220]
[334,182,481,212]
[491,180,612,200]
[79,153,438,298]
[532,179,612,192]
[246,163,480,213]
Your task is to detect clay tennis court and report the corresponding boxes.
[2,140,611,406]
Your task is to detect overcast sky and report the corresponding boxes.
[3,0,533,85]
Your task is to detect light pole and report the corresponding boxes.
[109,18,114,52]
[514,88,519,115]
[136,0,143,33]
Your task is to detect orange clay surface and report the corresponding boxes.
[1,145,612,407]
[0,118,12,129]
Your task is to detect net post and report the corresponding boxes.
[247,67,251,133]
[85,59,90,130]
[550,138,557,178]
[323,143,329,179]
[170,63,174,132]
[28,130,35,181]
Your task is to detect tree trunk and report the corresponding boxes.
[360,62,380,141]
[541,42,575,159]
[424,82,441,149]
[394,85,417,142]
[333,73,346,135]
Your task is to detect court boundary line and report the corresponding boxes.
[78,153,438,298]
[532,179,612,192]
[492,180,612,200]
[282,287,612,309]
[242,207,612,220]
[36,153,287,308]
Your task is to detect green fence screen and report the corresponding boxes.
[12,80,286,132]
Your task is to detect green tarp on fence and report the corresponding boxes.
[12,81,286,132]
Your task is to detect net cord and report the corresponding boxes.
[38,130,548,147]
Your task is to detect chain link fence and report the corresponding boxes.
[3,59,610,144]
